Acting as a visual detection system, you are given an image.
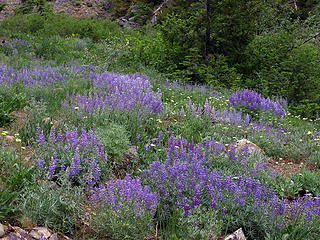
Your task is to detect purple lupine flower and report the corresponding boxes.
[228,89,286,116]
[49,127,56,143]
[69,148,81,177]
[94,167,101,182]
[34,127,108,186]
[136,133,141,143]
[36,126,45,145]
[90,174,158,215]
[64,72,164,115]
[36,158,45,169]
[0,62,83,87]
[57,129,64,142]
[48,154,57,178]
[143,132,320,229]
[181,106,185,116]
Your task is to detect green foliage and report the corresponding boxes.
[15,0,52,15]
[126,1,152,24]
[31,36,88,63]
[249,131,286,159]
[0,147,36,222]
[17,100,54,145]
[96,122,130,164]
[19,181,84,234]
[34,36,68,61]
[0,186,18,221]
[242,31,320,118]
[0,85,27,126]
[174,206,222,240]
[0,3,6,12]
[0,13,119,41]
[295,169,320,196]
[90,199,154,240]
[273,177,302,199]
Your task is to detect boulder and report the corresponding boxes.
[12,226,27,236]
[5,135,14,142]
[224,228,246,240]
[49,233,58,240]
[0,224,5,237]
[33,227,51,239]
[236,139,264,154]
[118,17,128,27]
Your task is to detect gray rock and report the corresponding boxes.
[224,228,246,240]
[49,233,58,240]
[236,139,264,154]
[118,17,128,27]
[127,146,138,156]
[33,227,51,239]
[0,224,5,237]
[124,146,139,162]
[13,226,27,236]
[29,230,41,239]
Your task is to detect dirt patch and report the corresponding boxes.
[267,157,319,178]
[52,0,110,20]
[9,110,28,132]
[162,114,179,128]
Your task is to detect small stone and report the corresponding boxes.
[13,226,27,236]
[62,234,71,240]
[5,135,14,142]
[224,228,246,240]
[43,117,51,124]
[236,139,264,154]
[49,233,58,240]
[0,224,5,237]
[118,17,128,27]
[32,227,51,239]
[29,230,41,239]
[127,146,138,156]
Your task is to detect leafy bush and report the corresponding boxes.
[126,2,152,25]
[34,126,110,187]
[0,3,6,12]
[15,0,52,15]
[96,122,130,164]
[243,31,320,118]
[0,147,36,222]
[19,181,84,234]
[0,85,27,126]
[0,13,119,41]
[89,174,157,240]
[295,169,320,196]
[174,205,222,240]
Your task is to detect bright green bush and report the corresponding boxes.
[242,31,320,118]
[0,13,119,41]
[19,181,84,234]
[96,122,130,164]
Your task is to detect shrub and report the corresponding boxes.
[89,174,157,239]
[34,127,110,187]
[243,31,320,118]
[96,122,130,165]
[19,181,84,234]
[0,3,6,12]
